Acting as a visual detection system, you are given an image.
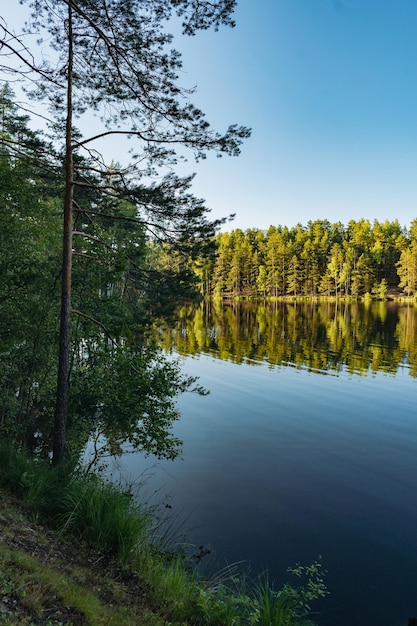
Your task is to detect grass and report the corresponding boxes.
[0,488,163,625]
[0,442,328,625]
[1,548,137,625]
[0,444,149,560]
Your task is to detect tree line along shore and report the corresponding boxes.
[190,220,417,300]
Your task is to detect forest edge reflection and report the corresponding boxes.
[157,301,417,377]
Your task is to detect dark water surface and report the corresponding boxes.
[113,302,417,625]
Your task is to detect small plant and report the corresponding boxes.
[252,560,328,626]
[254,583,302,626]
[0,444,150,560]
[57,474,151,560]
[287,559,328,610]
[0,572,17,597]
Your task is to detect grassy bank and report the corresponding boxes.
[0,444,327,625]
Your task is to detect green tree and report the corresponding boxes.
[287,254,301,296]
[2,0,249,463]
[212,231,233,297]
[397,246,417,295]
[0,92,62,443]
[375,277,388,299]
[327,244,344,297]
[257,265,268,298]
[189,217,411,300]
[265,226,289,296]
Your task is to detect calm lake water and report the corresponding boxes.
[111,301,417,625]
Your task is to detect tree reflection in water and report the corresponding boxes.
[158,301,417,377]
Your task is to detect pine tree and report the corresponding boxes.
[2,0,250,463]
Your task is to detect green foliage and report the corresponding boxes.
[0,443,72,516]
[254,584,304,626]
[0,93,62,441]
[396,242,417,295]
[0,444,149,560]
[68,337,209,466]
[195,218,414,299]
[374,278,388,299]
[3,0,250,463]
[56,475,151,560]
[0,87,212,460]
[250,561,327,626]
[0,502,163,625]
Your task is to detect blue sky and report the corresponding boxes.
[2,1,417,231]
[172,0,417,231]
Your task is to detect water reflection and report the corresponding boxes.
[158,301,417,376]
[121,300,417,625]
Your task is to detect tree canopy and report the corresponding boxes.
[190,219,417,299]
[0,0,249,464]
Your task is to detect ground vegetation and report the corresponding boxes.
[0,445,328,625]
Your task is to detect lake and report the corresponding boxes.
[111,301,417,625]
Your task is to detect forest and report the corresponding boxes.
[195,219,417,299]
[0,0,249,464]
[0,83,204,464]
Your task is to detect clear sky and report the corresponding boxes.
[2,1,417,232]
[172,0,417,231]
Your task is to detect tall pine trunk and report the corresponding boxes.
[53,2,74,465]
